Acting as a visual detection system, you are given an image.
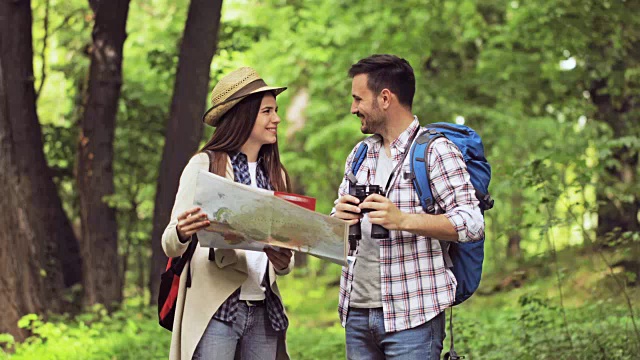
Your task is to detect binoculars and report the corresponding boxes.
[348,183,389,250]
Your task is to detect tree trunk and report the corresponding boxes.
[148,0,224,305]
[590,79,640,241]
[506,191,524,259]
[0,117,45,341]
[77,0,130,308]
[290,176,309,268]
[4,0,82,292]
[595,149,639,239]
[0,0,76,340]
[294,251,309,269]
[506,232,522,259]
[596,155,638,237]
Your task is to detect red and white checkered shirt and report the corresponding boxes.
[333,117,484,332]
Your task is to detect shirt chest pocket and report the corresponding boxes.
[387,162,424,215]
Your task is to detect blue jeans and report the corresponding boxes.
[345,307,445,360]
[192,302,280,360]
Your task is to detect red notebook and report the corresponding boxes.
[274,191,316,211]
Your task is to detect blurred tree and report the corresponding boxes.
[76,0,130,308]
[13,0,639,318]
[243,0,639,265]
[0,0,80,340]
[483,0,640,242]
[148,0,224,304]
[592,78,639,240]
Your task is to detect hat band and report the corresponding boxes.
[218,79,268,106]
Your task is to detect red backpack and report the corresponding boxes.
[158,150,215,331]
[158,236,198,330]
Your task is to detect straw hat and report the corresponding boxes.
[203,67,287,127]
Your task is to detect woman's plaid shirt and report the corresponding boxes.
[212,151,288,332]
[332,118,484,333]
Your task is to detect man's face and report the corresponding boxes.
[351,74,385,134]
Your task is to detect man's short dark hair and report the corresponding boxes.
[348,54,415,109]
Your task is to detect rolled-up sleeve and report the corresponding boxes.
[428,138,485,243]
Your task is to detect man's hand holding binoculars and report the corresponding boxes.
[333,195,363,226]
[358,193,406,231]
[333,194,406,231]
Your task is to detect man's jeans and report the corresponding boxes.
[346,307,446,360]
[193,302,279,360]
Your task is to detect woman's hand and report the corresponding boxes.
[176,207,210,242]
[264,247,293,271]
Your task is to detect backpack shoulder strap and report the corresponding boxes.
[410,130,454,268]
[171,234,198,286]
[351,142,368,176]
[409,129,444,213]
[202,149,216,173]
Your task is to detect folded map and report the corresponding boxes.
[193,170,348,266]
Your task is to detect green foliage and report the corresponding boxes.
[3,301,635,360]
[1,302,169,360]
[287,324,345,360]
[237,0,640,267]
[15,0,640,358]
[3,249,640,359]
[31,0,640,281]
[447,297,638,360]
[30,0,291,295]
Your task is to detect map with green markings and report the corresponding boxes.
[193,171,348,266]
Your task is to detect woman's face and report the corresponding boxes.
[248,93,280,146]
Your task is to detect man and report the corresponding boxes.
[332,54,484,359]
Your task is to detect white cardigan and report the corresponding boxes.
[162,153,293,360]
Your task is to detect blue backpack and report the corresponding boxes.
[351,122,493,306]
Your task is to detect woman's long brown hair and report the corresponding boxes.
[199,91,291,192]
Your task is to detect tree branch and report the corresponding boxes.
[35,0,50,101]
[51,8,87,35]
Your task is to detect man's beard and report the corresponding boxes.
[360,101,385,134]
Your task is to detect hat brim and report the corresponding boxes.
[203,86,287,127]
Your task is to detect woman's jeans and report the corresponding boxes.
[345,307,446,360]
[193,302,280,360]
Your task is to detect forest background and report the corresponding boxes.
[1,0,639,359]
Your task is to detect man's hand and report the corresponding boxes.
[264,247,293,271]
[359,193,407,231]
[333,195,362,225]
[176,207,210,242]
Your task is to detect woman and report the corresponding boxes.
[162,67,294,360]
